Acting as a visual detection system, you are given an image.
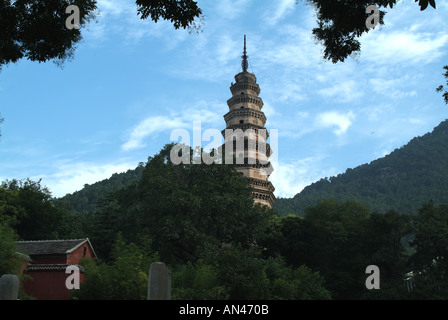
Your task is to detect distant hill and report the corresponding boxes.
[58,120,448,218]
[56,165,144,214]
[274,119,448,216]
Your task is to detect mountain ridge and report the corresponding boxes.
[273,119,448,216]
[58,119,448,218]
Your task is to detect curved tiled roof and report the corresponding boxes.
[15,238,94,256]
[25,264,85,272]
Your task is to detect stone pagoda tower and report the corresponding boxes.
[222,36,275,208]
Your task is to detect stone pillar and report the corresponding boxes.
[0,274,19,300]
[147,262,171,300]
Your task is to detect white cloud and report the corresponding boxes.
[263,0,297,26]
[214,0,253,20]
[261,101,278,120]
[260,25,321,69]
[369,77,417,99]
[97,0,131,17]
[318,80,364,103]
[362,30,448,65]
[270,156,337,198]
[122,100,224,151]
[122,116,186,151]
[83,0,192,48]
[215,34,240,64]
[39,160,136,198]
[315,111,355,135]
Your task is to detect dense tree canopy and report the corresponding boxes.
[0,0,202,69]
[436,65,448,105]
[0,0,97,68]
[0,178,64,240]
[3,143,448,299]
[1,0,438,69]
[0,221,20,275]
[90,143,275,264]
[267,200,412,299]
[304,0,437,63]
[400,201,448,299]
[135,0,202,30]
[72,144,331,300]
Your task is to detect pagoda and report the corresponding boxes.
[222,36,275,208]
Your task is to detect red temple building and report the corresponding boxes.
[15,238,96,300]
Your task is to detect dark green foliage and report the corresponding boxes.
[268,263,331,300]
[0,221,21,275]
[436,65,448,105]
[0,179,64,240]
[305,0,436,63]
[406,202,448,299]
[172,260,230,300]
[307,0,384,63]
[275,120,448,217]
[172,245,331,300]
[0,220,35,299]
[415,0,436,11]
[272,200,412,299]
[6,143,448,299]
[302,200,371,299]
[57,142,448,299]
[1,0,438,69]
[0,0,98,68]
[91,144,275,264]
[211,245,271,300]
[211,244,331,300]
[74,234,158,300]
[76,144,330,300]
[0,0,203,69]
[136,0,202,30]
[56,165,144,215]
[412,202,448,268]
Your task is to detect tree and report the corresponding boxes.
[2,0,437,69]
[304,0,437,63]
[207,244,331,300]
[136,0,202,30]
[1,178,65,240]
[277,200,412,299]
[172,260,229,300]
[360,210,411,299]
[269,263,331,300]
[0,0,97,69]
[74,234,158,300]
[305,0,448,108]
[301,199,372,299]
[0,0,202,69]
[411,202,448,269]
[92,144,276,265]
[0,221,21,275]
[274,119,448,217]
[436,65,448,105]
[407,202,448,299]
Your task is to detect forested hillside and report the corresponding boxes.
[3,144,448,299]
[55,165,145,215]
[274,119,448,217]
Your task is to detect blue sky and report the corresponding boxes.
[1,0,447,199]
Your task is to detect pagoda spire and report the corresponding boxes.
[221,35,276,208]
[242,35,249,73]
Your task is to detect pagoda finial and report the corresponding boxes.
[242,35,248,72]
